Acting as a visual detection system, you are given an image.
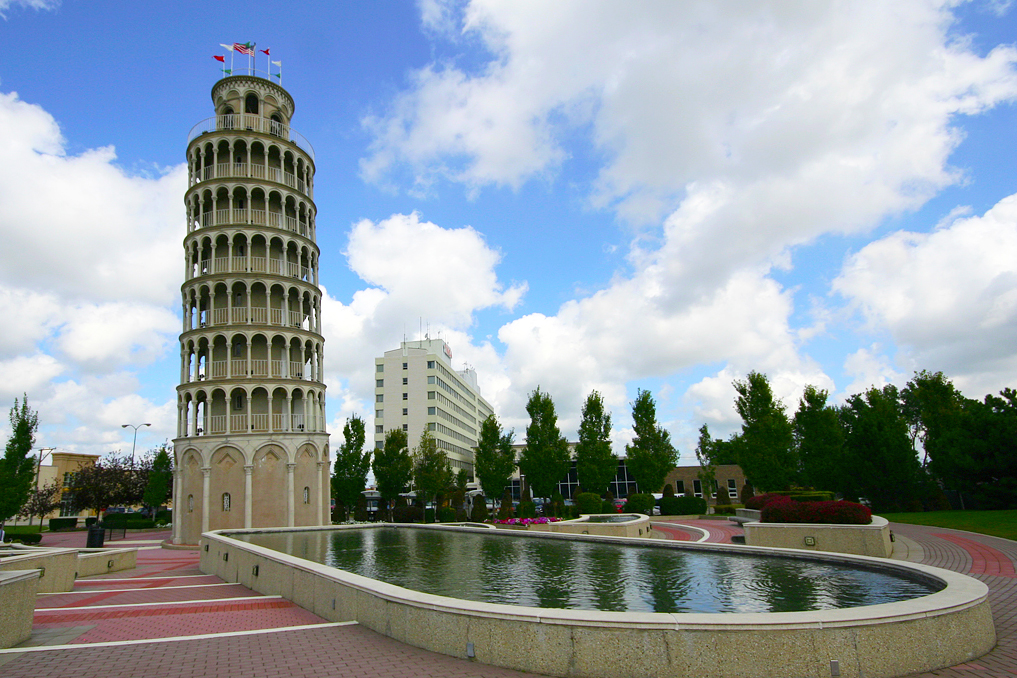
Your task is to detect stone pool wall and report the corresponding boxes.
[199,523,995,678]
[743,516,893,558]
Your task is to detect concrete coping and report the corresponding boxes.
[0,569,42,585]
[206,522,987,630]
[743,515,889,530]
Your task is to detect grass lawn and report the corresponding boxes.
[3,524,42,534]
[881,510,1017,541]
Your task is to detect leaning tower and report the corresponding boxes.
[172,74,329,545]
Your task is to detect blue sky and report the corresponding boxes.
[1,0,1016,462]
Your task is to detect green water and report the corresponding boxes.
[239,527,941,614]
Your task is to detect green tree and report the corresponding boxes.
[694,424,717,500]
[840,384,923,511]
[0,396,40,527]
[372,428,411,521]
[412,429,452,523]
[142,444,174,518]
[625,389,678,494]
[901,370,965,467]
[575,390,617,496]
[517,388,571,501]
[332,415,371,522]
[793,385,847,493]
[935,389,1017,508]
[733,372,796,491]
[474,414,516,508]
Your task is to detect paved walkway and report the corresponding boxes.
[1,522,1015,677]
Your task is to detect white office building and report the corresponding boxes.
[374,339,494,478]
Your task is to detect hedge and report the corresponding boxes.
[48,517,78,531]
[392,505,423,523]
[517,501,537,519]
[746,491,836,510]
[623,493,655,516]
[712,504,744,515]
[601,499,618,514]
[760,497,871,525]
[102,514,156,529]
[659,495,706,516]
[575,492,603,515]
[471,499,489,522]
[6,533,42,544]
[437,507,456,522]
[85,517,98,527]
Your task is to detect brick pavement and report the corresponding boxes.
[2,521,1015,677]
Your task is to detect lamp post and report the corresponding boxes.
[27,447,55,528]
[122,423,151,467]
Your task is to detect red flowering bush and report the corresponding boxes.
[761,497,871,525]
[744,493,786,510]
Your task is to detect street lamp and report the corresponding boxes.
[28,447,55,528]
[122,423,151,467]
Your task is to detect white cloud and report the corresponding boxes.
[0,0,58,16]
[834,192,1017,396]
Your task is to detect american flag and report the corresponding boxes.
[233,42,255,56]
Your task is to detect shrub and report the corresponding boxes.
[85,517,98,527]
[745,493,786,510]
[712,504,743,515]
[48,517,78,531]
[739,483,755,505]
[761,497,871,525]
[575,492,602,515]
[437,507,456,522]
[392,505,423,523]
[10,533,42,544]
[662,484,675,498]
[601,499,617,514]
[424,508,435,523]
[155,510,172,523]
[623,493,655,516]
[517,501,537,519]
[787,491,835,503]
[471,499,489,522]
[660,495,707,515]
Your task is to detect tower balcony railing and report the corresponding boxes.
[194,161,311,198]
[191,208,312,238]
[190,306,316,332]
[186,359,319,383]
[187,412,320,437]
[187,114,315,162]
[191,255,315,282]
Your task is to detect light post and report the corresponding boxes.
[27,447,55,528]
[122,423,151,467]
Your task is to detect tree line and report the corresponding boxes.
[704,370,1017,512]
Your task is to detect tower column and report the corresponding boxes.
[244,464,253,528]
[318,460,327,526]
[286,462,296,527]
[201,466,211,534]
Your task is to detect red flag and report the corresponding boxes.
[260,48,270,56]
[213,55,226,62]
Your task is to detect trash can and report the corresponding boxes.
[86,524,105,548]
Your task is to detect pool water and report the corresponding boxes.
[239,527,941,614]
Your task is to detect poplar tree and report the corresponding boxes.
[518,388,570,501]
[575,390,617,496]
[373,428,411,521]
[412,429,452,523]
[474,415,516,506]
[625,389,678,494]
[332,415,370,522]
[0,396,39,527]
[733,372,796,491]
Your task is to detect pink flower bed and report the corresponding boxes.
[491,517,563,526]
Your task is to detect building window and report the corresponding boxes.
[428,423,436,431]
[427,391,435,400]
[402,362,408,370]
[375,441,383,450]
[693,479,703,498]
[376,379,383,387]
[427,406,436,415]
[675,480,685,495]
[188,494,194,512]
[303,487,310,504]
[222,493,231,511]
[376,425,384,433]
[376,364,383,372]
[402,408,408,415]
[427,360,435,369]
[727,478,738,499]
[376,410,383,419]
[402,393,408,401]
[376,394,383,403]
[402,424,408,431]
[402,377,408,385]
[427,375,436,384]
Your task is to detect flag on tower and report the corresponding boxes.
[260,48,270,56]
[213,55,225,62]
[220,43,234,51]
[234,42,255,56]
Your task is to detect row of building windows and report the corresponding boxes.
[674,478,739,499]
[427,390,477,423]
[436,437,474,460]
[427,421,477,447]
[427,359,474,404]
[429,374,476,411]
[427,405,476,436]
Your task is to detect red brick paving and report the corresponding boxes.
[5,521,1016,677]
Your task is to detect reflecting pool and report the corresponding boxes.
[238,527,941,614]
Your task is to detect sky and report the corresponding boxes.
[1,0,1016,466]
